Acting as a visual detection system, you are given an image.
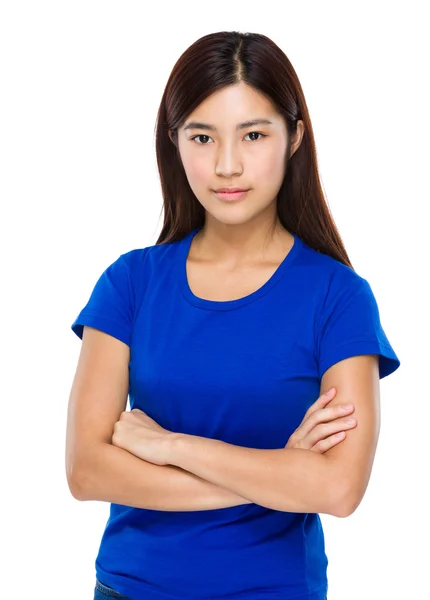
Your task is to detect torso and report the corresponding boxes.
[186,231,295,302]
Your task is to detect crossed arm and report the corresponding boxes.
[73,353,380,516]
[165,354,381,517]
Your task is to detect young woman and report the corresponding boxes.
[66,31,400,600]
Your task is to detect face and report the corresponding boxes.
[172,81,303,228]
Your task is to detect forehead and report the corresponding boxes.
[183,83,281,130]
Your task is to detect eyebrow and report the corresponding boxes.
[183,118,274,132]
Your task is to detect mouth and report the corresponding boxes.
[213,189,250,201]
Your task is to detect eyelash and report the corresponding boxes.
[189,132,267,145]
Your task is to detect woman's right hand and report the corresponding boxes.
[285,388,357,453]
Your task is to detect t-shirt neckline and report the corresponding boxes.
[179,226,302,311]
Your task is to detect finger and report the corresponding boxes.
[306,417,357,447]
[303,402,355,436]
[303,388,337,420]
[311,431,347,453]
[298,401,351,439]
[292,391,353,443]
[131,408,146,416]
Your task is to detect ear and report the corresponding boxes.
[168,129,177,146]
[291,120,305,156]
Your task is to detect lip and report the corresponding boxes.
[214,188,249,193]
[213,189,250,201]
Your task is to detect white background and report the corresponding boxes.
[1,1,427,599]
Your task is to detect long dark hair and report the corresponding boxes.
[154,31,353,269]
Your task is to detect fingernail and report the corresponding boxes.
[342,403,353,410]
[325,388,335,396]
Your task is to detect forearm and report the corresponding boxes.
[71,442,252,511]
[169,434,344,516]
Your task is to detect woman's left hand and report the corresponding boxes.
[111,408,176,466]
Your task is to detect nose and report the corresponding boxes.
[215,143,243,178]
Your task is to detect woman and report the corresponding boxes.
[67,31,400,600]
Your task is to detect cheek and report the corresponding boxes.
[180,142,286,184]
[253,146,286,178]
[181,153,209,184]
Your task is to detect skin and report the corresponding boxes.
[112,83,351,464]
[112,388,356,468]
[110,83,378,517]
[169,80,305,267]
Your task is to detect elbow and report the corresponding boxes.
[66,459,88,501]
[332,483,363,518]
[68,474,87,501]
[66,443,109,501]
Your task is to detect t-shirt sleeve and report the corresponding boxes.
[316,274,400,380]
[71,253,135,347]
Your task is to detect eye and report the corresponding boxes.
[190,134,214,145]
[244,132,266,142]
[189,132,267,145]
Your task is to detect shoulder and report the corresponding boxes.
[297,236,369,295]
[119,235,183,271]
[116,236,185,295]
[298,240,401,380]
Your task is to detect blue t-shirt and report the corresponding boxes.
[71,226,400,600]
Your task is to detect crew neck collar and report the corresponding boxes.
[179,226,302,311]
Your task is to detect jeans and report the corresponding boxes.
[94,577,328,599]
[94,578,133,599]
